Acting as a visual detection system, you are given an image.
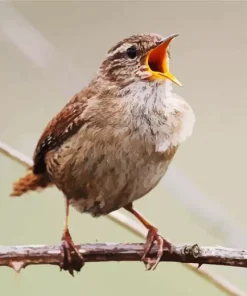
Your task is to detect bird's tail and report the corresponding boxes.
[11,168,53,197]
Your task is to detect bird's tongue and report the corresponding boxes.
[146,34,182,86]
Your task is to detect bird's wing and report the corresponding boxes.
[33,94,88,174]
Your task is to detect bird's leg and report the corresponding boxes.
[124,203,173,270]
[60,199,84,276]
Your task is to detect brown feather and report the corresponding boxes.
[33,93,89,174]
[11,169,52,197]
[11,92,90,196]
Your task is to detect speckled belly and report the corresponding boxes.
[46,132,177,217]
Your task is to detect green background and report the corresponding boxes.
[1,1,247,295]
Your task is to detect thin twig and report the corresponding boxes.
[0,141,33,167]
[1,243,247,269]
[0,141,246,296]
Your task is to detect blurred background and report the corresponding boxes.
[0,1,247,295]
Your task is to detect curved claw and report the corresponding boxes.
[60,229,84,276]
[141,228,173,270]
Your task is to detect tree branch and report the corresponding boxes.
[1,243,247,271]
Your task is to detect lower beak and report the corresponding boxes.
[145,34,182,86]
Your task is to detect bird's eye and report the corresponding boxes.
[126,46,137,59]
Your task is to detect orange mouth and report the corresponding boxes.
[145,34,182,86]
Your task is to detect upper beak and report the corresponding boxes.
[145,34,182,86]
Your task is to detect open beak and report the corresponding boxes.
[145,34,182,86]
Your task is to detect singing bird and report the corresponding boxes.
[11,33,195,273]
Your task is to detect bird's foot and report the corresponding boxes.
[60,228,84,276]
[142,227,173,271]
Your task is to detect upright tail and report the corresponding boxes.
[11,168,53,197]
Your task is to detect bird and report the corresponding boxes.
[11,32,195,274]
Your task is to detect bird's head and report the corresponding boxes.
[98,33,181,88]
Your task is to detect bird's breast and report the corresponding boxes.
[45,121,176,216]
[112,80,195,153]
[45,86,195,216]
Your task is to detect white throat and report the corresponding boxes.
[119,79,196,152]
